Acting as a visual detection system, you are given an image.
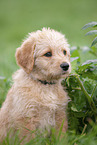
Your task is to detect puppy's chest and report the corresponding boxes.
[38,108,56,131]
[39,84,67,107]
[25,84,68,130]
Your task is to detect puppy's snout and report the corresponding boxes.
[60,62,69,71]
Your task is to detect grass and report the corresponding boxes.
[1,124,97,145]
[0,0,97,144]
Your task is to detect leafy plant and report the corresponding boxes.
[82,21,97,47]
[63,41,97,137]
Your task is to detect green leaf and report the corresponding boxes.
[76,59,97,80]
[71,49,80,62]
[91,37,97,47]
[71,105,80,112]
[82,59,97,66]
[70,57,79,62]
[85,30,97,36]
[82,22,97,30]
[89,46,97,56]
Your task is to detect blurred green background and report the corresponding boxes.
[0,0,97,77]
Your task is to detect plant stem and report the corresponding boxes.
[91,84,97,98]
[70,74,97,115]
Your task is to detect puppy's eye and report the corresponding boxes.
[44,52,52,57]
[63,50,66,55]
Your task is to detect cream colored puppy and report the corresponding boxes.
[0,28,71,142]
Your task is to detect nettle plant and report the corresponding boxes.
[82,21,97,47]
[64,22,97,133]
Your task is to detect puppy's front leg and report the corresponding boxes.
[55,110,68,133]
[0,109,9,141]
[0,89,13,141]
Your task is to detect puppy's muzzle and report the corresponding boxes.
[60,62,69,71]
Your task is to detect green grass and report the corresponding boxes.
[1,124,97,145]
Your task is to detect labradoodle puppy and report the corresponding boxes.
[0,28,71,142]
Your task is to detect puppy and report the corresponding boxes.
[0,28,71,142]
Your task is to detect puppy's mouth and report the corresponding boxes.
[61,70,69,74]
[60,70,70,78]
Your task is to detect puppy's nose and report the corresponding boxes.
[60,62,69,71]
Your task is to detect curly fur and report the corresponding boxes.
[0,28,71,142]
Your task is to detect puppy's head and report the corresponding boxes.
[16,28,71,80]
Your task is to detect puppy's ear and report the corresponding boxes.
[16,39,35,74]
